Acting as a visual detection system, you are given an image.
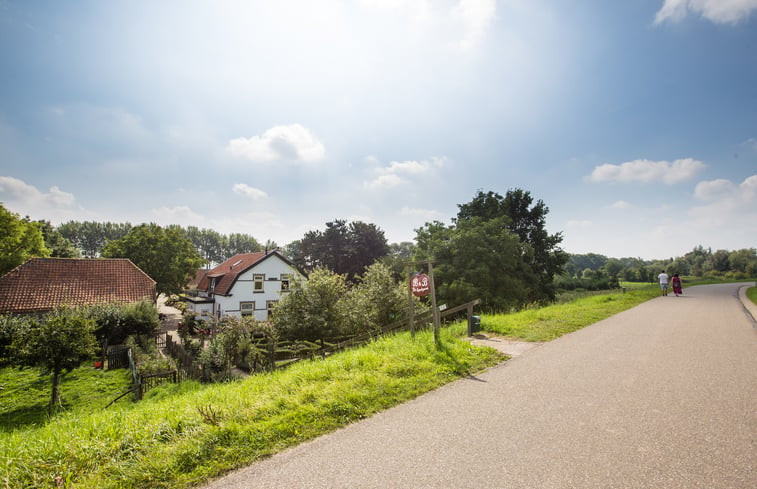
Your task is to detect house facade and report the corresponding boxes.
[184,251,303,321]
[0,258,156,315]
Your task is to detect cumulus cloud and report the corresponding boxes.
[589,158,706,185]
[0,176,76,210]
[232,183,268,200]
[226,124,325,163]
[364,156,446,189]
[694,175,757,203]
[655,0,757,24]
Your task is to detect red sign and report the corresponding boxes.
[411,273,431,297]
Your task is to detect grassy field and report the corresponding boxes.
[3,279,746,489]
[0,366,133,431]
[483,285,660,342]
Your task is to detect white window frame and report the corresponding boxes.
[253,274,265,293]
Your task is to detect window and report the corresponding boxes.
[253,274,265,293]
[240,301,254,316]
[266,300,278,317]
[280,274,291,292]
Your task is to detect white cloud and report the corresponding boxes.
[589,158,706,185]
[232,183,268,200]
[451,0,497,51]
[0,176,77,212]
[226,124,325,163]
[400,207,443,219]
[365,156,447,189]
[364,174,405,190]
[655,0,757,24]
[610,200,632,209]
[149,206,205,225]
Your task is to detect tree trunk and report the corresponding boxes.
[49,367,62,412]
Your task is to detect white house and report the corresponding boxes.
[183,251,304,321]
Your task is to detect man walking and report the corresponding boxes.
[658,270,669,296]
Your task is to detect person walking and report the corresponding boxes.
[671,273,683,296]
[658,270,669,296]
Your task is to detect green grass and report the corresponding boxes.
[482,286,661,342]
[0,327,501,489]
[0,365,133,431]
[747,286,757,306]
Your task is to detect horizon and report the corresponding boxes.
[1,1,755,261]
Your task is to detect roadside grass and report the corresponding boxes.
[482,286,661,342]
[747,286,757,306]
[0,327,501,489]
[0,366,133,431]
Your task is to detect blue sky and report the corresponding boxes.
[1,0,755,260]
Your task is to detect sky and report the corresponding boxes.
[1,0,755,260]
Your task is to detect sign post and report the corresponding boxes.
[407,260,441,348]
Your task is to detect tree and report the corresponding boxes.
[344,262,413,336]
[455,189,567,302]
[293,220,389,279]
[381,241,416,280]
[0,203,50,275]
[225,233,263,259]
[57,220,131,257]
[272,268,349,345]
[11,308,98,410]
[414,217,536,310]
[102,223,206,295]
[37,220,80,258]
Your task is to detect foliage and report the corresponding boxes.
[10,308,98,409]
[0,203,49,275]
[86,300,160,354]
[273,268,350,345]
[57,220,132,258]
[0,326,500,489]
[0,315,32,366]
[36,220,80,258]
[381,241,416,280]
[198,317,277,379]
[455,189,568,301]
[292,219,390,279]
[413,216,537,311]
[343,261,421,336]
[102,223,206,295]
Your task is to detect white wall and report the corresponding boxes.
[214,254,300,321]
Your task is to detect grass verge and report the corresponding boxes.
[482,286,661,342]
[0,327,501,489]
[747,286,757,307]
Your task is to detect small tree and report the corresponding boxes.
[272,268,349,346]
[12,308,98,411]
[344,262,414,336]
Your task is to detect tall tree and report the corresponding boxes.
[11,308,98,411]
[294,220,389,279]
[414,217,535,310]
[225,233,263,259]
[57,220,131,257]
[456,189,567,301]
[37,220,80,258]
[102,223,205,295]
[0,203,49,275]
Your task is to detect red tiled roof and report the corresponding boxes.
[0,258,156,314]
[197,252,267,296]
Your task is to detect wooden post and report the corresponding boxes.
[428,261,440,346]
[407,265,415,338]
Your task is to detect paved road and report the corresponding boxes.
[203,283,757,489]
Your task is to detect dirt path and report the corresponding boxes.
[202,283,757,489]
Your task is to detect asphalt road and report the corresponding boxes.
[202,283,757,489]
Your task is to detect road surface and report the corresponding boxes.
[202,283,757,488]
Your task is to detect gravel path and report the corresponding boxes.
[202,283,757,489]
